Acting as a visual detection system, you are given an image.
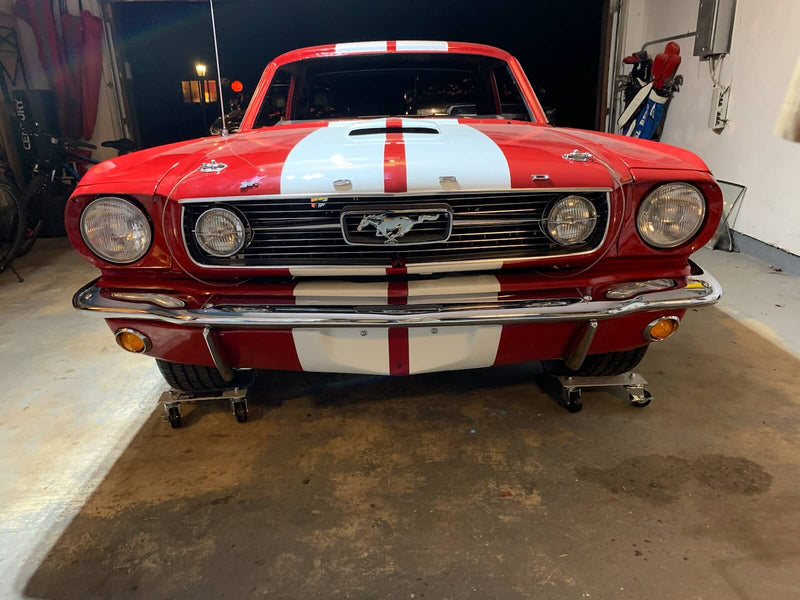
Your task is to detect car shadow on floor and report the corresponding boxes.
[175,361,553,428]
[20,308,800,600]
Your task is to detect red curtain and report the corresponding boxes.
[16,0,104,140]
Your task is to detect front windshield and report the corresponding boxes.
[253,53,532,127]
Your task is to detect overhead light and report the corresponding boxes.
[195,63,207,77]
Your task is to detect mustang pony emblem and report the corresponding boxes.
[357,213,441,244]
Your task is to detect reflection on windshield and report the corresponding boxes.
[254,53,531,127]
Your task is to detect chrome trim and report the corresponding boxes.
[605,278,675,300]
[114,328,152,353]
[177,187,614,204]
[178,192,612,273]
[530,174,550,181]
[74,264,721,328]
[643,315,681,341]
[109,292,186,308]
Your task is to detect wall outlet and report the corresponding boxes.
[709,85,730,131]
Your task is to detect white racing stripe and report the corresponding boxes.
[396,41,449,52]
[407,275,502,373]
[280,119,387,196]
[400,118,511,193]
[288,266,388,277]
[406,261,506,275]
[292,280,390,374]
[334,41,388,54]
[407,275,500,304]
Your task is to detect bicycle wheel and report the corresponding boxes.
[0,182,24,272]
[16,173,50,257]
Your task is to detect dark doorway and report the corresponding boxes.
[114,0,605,149]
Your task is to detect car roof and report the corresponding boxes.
[271,41,514,66]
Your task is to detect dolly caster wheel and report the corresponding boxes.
[561,388,583,413]
[629,388,652,408]
[167,405,182,428]
[232,400,248,423]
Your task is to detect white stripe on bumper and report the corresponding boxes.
[292,328,391,374]
[408,325,502,374]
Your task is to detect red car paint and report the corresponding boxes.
[67,41,723,375]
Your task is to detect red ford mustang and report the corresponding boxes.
[68,41,722,394]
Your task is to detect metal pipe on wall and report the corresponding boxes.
[606,0,627,132]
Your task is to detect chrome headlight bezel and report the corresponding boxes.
[194,207,248,257]
[636,183,706,249]
[544,195,598,246]
[80,196,152,264]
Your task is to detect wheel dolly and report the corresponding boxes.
[545,320,653,413]
[160,327,254,428]
[161,386,250,428]
[553,372,653,413]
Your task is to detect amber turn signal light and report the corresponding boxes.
[643,316,680,341]
[114,328,152,353]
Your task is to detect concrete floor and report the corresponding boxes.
[1,239,800,599]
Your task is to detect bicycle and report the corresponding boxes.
[0,182,24,281]
[0,150,24,281]
[17,125,136,256]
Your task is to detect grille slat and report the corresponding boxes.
[182,191,609,267]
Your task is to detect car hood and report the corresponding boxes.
[80,119,710,200]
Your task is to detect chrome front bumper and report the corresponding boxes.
[73,264,722,328]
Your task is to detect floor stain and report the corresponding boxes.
[576,453,772,505]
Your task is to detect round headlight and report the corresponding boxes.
[545,195,597,245]
[80,197,151,264]
[637,183,706,248]
[194,207,246,257]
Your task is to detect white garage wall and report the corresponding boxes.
[622,0,800,256]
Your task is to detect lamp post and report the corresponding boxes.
[195,63,208,135]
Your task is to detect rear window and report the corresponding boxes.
[253,52,531,127]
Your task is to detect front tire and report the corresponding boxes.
[547,345,649,377]
[156,359,253,393]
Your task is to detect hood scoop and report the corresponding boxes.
[349,125,439,136]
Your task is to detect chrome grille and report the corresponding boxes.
[182,191,609,267]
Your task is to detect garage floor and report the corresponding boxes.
[2,240,800,599]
